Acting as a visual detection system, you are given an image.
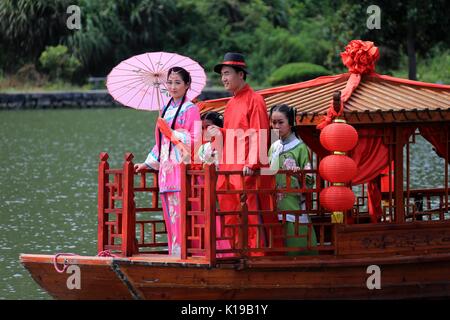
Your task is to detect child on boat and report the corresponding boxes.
[198,111,232,256]
[198,111,224,168]
[268,104,318,255]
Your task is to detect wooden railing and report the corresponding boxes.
[210,168,335,258]
[97,152,167,257]
[98,153,450,261]
[350,182,450,224]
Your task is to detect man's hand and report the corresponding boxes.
[243,166,254,176]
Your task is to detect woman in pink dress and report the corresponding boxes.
[135,67,201,258]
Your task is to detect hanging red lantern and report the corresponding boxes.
[320,186,355,211]
[320,121,358,152]
[319,154,357,183]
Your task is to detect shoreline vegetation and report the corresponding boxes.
[1,49,448,95]
[1,1,448,96]
[1,52,448,94]
[0,87,230,110]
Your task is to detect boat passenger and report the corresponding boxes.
[207,53,282,255]
[198,111,224,168]
[198,111,232,256]
[268,104,318,255]
[134,67,201,258]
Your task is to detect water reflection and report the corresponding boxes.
[0,109,155,299]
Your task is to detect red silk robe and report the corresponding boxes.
[216,84,281,255]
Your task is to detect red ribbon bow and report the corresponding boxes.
[340,40,380,75]
[317,40,380,130]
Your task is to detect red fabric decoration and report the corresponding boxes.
[156,117,190,158]
[380,161,394,193]
[316,40,380,130]
[319,155,357,183]
[320,186,356,211]
[297,126,329,158]
[156,118,177,143]
[419,125,449,160]
[319,122,358,152]
[367,180,382,223]
[340,40,380,75]
[316,74,363,130]
[350,128,390,185]
[351,127,417,184]
[349,127,416,221]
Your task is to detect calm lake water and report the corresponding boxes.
[0,109,447,299]
[0,108,156,299]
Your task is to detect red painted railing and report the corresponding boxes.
[98,152,166,257]
[97,153,337,259]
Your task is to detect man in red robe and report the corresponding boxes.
[208,53,281,256]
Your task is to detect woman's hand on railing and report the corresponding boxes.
[291,166,301,173]
[134,163,148,173]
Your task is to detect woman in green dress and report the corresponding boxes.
[268,104,318,255]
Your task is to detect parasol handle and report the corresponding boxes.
[155,82,162,117]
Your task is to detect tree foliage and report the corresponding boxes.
[269,62,331,85]
[39,45,81,81]
[0,0,448,85]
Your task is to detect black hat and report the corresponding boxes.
[214,52,249,74]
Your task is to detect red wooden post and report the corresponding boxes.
[122,153,136,256]
[98,152,109,253]
[151,171,159,209]
[241,185,249,259]
[204,164,216,265]
[394,127,405,223]
[180,163,188,259]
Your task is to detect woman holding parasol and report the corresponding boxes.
[134,66,201,258]
[107,52,206,258]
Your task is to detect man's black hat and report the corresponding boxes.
[214,52,249,74]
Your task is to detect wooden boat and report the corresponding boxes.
[20,71,450,300]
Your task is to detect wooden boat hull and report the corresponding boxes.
[20,253,450,300]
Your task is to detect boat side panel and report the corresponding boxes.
[21,255,133,300]
[336,222,450,256]
[116,259,450,300]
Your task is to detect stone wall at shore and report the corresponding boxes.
[0,89,229,110]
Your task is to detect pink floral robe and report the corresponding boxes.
[144,99,201,257]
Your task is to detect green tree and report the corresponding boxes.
[39,45,81,81]
[0,0,71,71]
[269,62,331,85]
[331,0,450,79]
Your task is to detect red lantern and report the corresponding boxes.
[319,155,357,183]
[320,186,355,211]
[320,122,358,152]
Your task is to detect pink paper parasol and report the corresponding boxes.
[106,52,206,111]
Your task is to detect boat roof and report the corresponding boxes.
[199,73,450,125]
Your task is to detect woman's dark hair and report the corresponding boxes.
[269,103,297,133]
[167,66,191,85]
[201,111,224,128]
[158,66,191,161]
